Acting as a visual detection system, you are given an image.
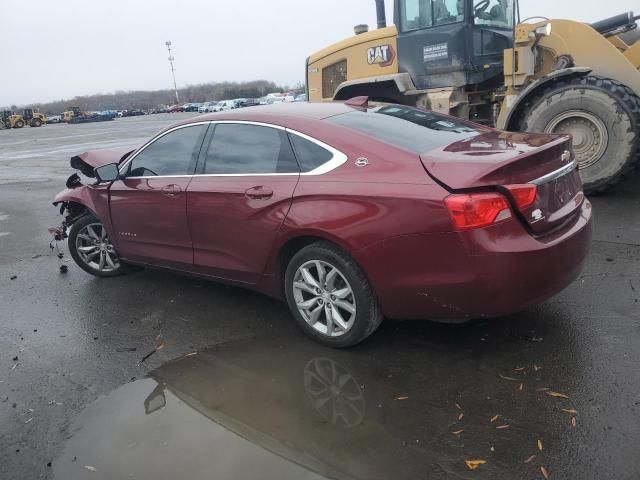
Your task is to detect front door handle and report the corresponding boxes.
[245,186,274,200]
[161,184,182,197]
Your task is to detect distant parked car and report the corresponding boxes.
[47,114,62,124]
[198,102,219,113]
[183,103,201,112]
[168,105,184,113]
[294,94,307,102]
[237,98,261,108]
[217,100,237,111]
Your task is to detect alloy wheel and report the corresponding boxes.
[75,223,120,273]
[292,260,357,338]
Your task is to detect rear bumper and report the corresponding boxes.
[360,200,593,321]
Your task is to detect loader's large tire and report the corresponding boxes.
[32,118,42,127]
[519,76,640,194]
[14,120,24,128]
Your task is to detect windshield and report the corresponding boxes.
[473,0,514,29]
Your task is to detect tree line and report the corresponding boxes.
[3,79,301,114]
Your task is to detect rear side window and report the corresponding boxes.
[204,124,299,174]
[328,106,487,153]
[288,133,333,172]
[127,125,206,177]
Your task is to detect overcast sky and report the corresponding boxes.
[1,0,637,105]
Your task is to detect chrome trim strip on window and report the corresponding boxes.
[530,160,578,186]
[119,120,347,179]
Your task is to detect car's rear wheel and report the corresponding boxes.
[284,242,383,348]
[68,215,125,277]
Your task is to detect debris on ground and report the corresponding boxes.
[496,424,509,429]
[541,466,550,479]
[12,356,18,361]
[561,408,578,414]
[452,429,464,435]
[571,417,577,427]
[84,465,97,472]
[115,347,137,352]
[524,455,536,464]
[490,414,499,423]
[498,373,519,381]
[395,396,409,401]
[138,335,165,365]
[545,391,570,399]
[537,439,543,451]
[10,275,17,280]
[458,412,464,421]
[464,460,486,471]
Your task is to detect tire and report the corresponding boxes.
[284,241,383,348]
[15,120,24,128]
[519,76,640,194]
[68,214,126,277]
[33,119,42,127]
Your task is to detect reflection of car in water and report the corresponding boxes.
[53,333,585,479]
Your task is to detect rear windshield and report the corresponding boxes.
[327,106,488,153]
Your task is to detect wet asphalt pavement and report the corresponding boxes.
[1,114,639,480]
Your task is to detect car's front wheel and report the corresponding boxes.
[68,215,125,277]
[284,242,383,348]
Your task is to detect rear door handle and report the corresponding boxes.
[245,186,274,200]
[161,184,182,197]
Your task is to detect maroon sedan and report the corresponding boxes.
[52,101,592,347]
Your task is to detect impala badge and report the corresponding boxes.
[355,157,369,167]
[531,209,543,222]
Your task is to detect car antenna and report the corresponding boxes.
[344,96,370,109]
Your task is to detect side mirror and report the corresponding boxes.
[94,163,120,183]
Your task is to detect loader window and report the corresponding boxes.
[474,0,514,28]
[400,0,463,31]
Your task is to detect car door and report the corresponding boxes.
[187,122,300,284]
[109,123,208,267]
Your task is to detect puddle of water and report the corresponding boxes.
[53,332,584,480]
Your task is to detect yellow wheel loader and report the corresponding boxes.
[22,108,47,127]
[1,110,25,128]
[307,0,640,193]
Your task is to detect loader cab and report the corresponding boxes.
[23,108,34,120]
[393,0,516,90]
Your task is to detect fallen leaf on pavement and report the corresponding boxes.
[458,412,464,421]
[561,408,578,414]
[84,466,97,472]
[455,402,462,410]
[537,439,543,451]
[499,374,519,381]
[518,383,524,391]
[452,429,464,435]
[395,396,409,401]
[514,367,525,372]
[546,391,570,399]
[534,364,542,372]
[541,466,550,479]
[465,460,486,471]
[571,417,577,428]
[524,455,536,464]
[536,387,550,392]
[496,425,510,429]
[490,414,499,423]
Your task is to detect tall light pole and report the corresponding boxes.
[165,41,180,105]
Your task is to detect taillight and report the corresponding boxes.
[445,193,512,231]
[505,184,537,209]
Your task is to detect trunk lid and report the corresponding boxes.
[421,131,584,234]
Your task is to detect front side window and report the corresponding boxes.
[400,0,464,31]
[203,124,299,174]
[127,125,206,177]
[473,0,514,28]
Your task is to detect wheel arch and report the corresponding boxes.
[499,67,592,131]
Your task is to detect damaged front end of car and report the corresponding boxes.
[49,146,136,241]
